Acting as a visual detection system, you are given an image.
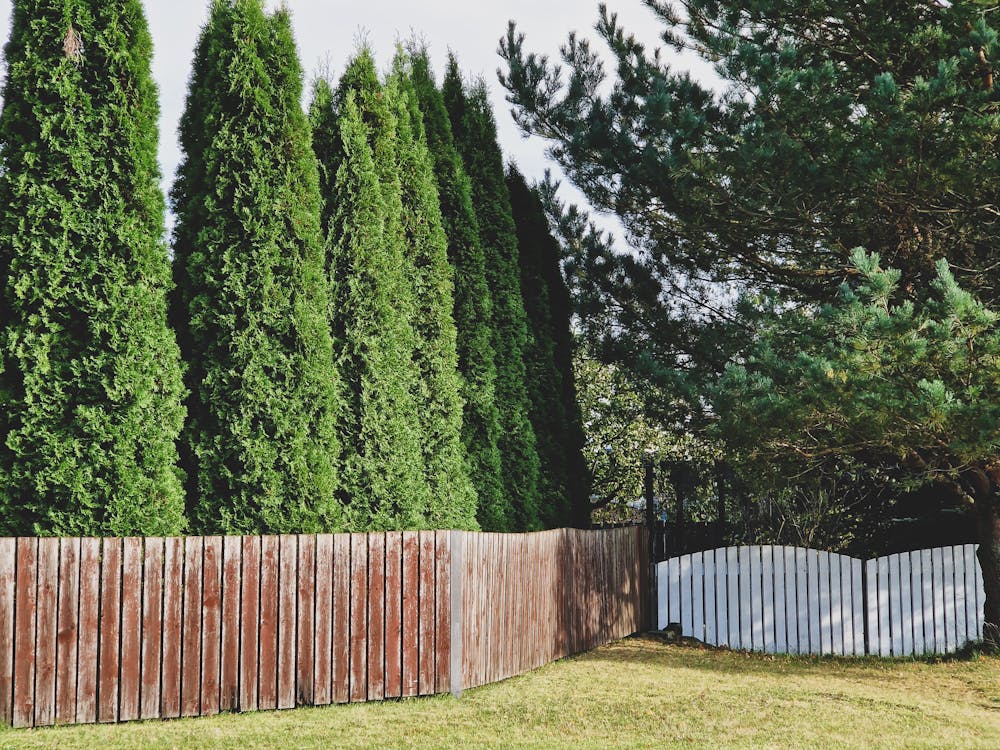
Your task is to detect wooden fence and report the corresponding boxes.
[656,544,985,657]
[0,526,648,729]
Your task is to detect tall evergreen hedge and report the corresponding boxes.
[312,52,433,530]
[443,59,543,530]
[0,0,187,536]
[171,0,342,533]
[408,48,508,531]
[392,54,478,529]
[507,166,591,528]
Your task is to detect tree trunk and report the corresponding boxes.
[970,467,1000,648]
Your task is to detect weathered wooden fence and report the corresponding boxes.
[0,527,648,728]
[657,544,985,656]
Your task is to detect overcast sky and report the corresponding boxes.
[0,0,715,237]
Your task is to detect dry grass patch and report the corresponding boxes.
[2,637,998,749]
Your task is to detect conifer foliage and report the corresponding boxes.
[408,48,508,531]
[171,0,342,533]
[392,54,478,529]
[444,60,543,530]
[0,0,187,536]
[507,166,591,528]
[311,52,433,530]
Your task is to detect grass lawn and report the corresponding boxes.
[2,636,999,749]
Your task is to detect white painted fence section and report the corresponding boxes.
[656,544,986,657]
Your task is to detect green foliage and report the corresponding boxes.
[313,51,433,530]
[501,1,1000,305]
[715,251,1000,488]
[506,166,590,527]
[391,52,478,529]
[408,47,507,530]
[0,0,186,536]
[171,0,342,534]
[445,59,543,530]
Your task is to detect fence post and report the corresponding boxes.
[449,530,464,698]
[645,460,657,631]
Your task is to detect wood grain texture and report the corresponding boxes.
[140,538,163,721]
[201,536,222,716]
[76,538,101,724]
[34,538,59,727]
[219,536,241,713]
[118,538,143,722]
[0,538,15,726]
[97,538,122,724]
[258,536,279,711]
[239,536,261,713]
[13,537,37,728]
[296,535,315,707]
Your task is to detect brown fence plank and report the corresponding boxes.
[314,534,333,706]
[54,537,80,726]
[258,535,279,711]
[160,538,183,719]
[97,538,122,724]
[180,538,203,718]
[118,538,143,723]
[384,531,402,699]
[401,531,419,698]
[349,533,367,703]
[296,534,315,707]
[76,538,101,724]
[434,531,451,694]
[418,531,435,696]
[201,536,222,717]
[332,534,350,704]
[0,538,14,726]
[277,535,297,710]
[140,538,163,721]
[239,536,261,712]
[219,536,241,713]
[367,533,385,702]
[13,537,37,728]
[33,538,58,727]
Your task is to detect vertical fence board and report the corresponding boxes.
[953,548,968,651]
[829,555,844,656]
[118,538,143,723]
[963,545,978,643]
[942,548,957,653]
[783,547,798,655]
[349,533,368,703]
[910,551,925,656]
[366,534,385,702]
[931,548,946,654]
[201,537,222,717]
[887,553,901,657]
[749,547,764,652]
[920,548,935,653]
[98,538,122,723]
[383,532,402,700]
[840,557,855,657]
[277,535,297,710]
[435,531,451,694]
[313,534,333,707]
[714,550,728,648]
[219,536,241,714]
[296,535,315,707]
[772,548,786,653]
[401,531,419,697]
[160,538,183,719]
[140,538,163,721]
[258,536,279,711]
[0,539,14,727]
[418,531,436,696]
[667,556,681,630]
[34,538,59,727]
[180,538,203,718]
[897,553,912,658]
[13,537,37,728]
[761,547,775,654]
[79,540,101,723]
[795,548,810,655]
[54,538,80,725]
[332,534,350,704]
[239,536,261,712]
[703,551,716,646]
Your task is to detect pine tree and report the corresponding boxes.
[0,0,186,536]
[506,166,591,528]
[408,47,508,531]
[171,0,341,534]
[444,59,543,530]
[312,51,432,530]
[391,54,478,529]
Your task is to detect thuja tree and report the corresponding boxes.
[171,0,341,533]
[444,59,542,530]
[0,0,186,535]
[408,47,507,531]
[507,166,590,528]
[391,54,478,529]
[312,52,432,530]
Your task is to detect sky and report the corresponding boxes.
[0,0,715,237]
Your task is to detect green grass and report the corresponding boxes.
[3,637,999,749]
